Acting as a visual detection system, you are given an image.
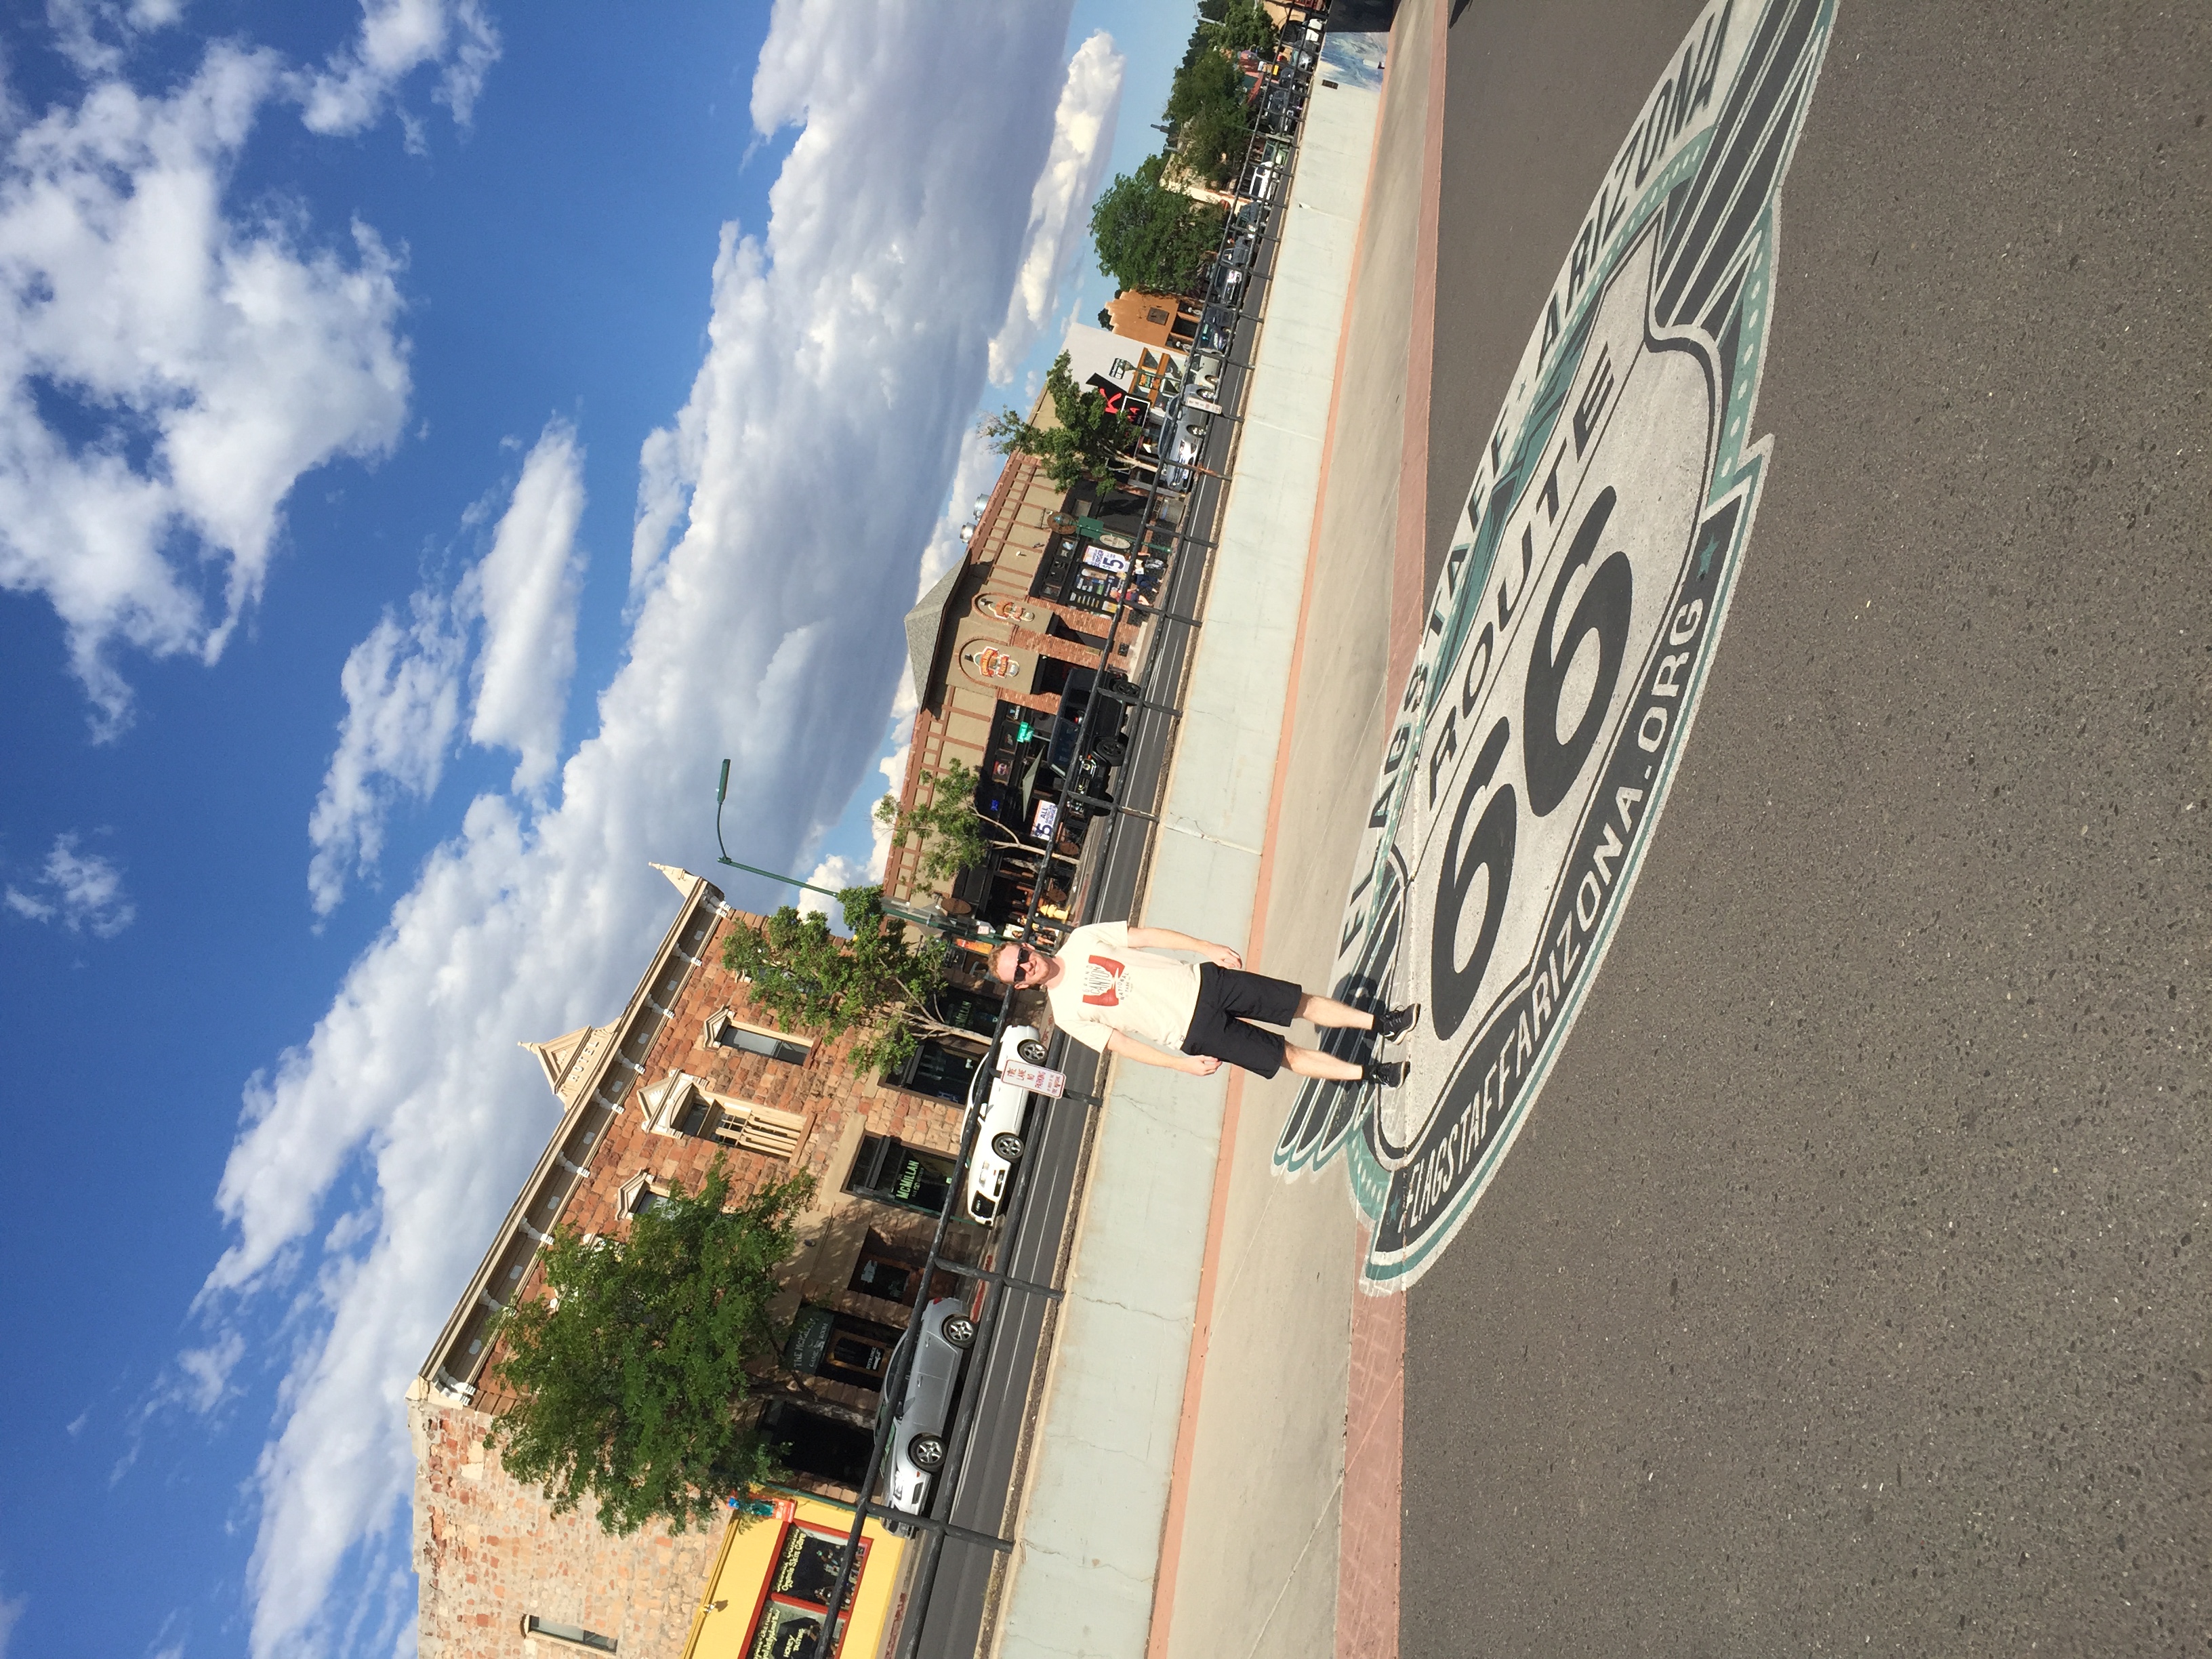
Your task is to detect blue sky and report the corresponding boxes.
[0,3,1187,1657]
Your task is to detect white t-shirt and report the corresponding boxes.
[1045,920,1202,1056]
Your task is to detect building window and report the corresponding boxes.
[638,1071,807,1157]
[846,1232,923,1305]
[759,1401,876,1488]
[638,1072,715,1139]
[618,1172,667,1217]
[705,1009,812,1065]
[1028,535,1120,615]
[844,1135,956,1216]
[896,1040,980,1105]
[744,1519,869,1659]
[521,1616,617,1653]
[783,1305,902,1391]
[718,1102,808,1159]
[932,989,1000,1038]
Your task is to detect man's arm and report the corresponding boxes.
[1123,925,1242,970]
[1103,1029,1221,1076]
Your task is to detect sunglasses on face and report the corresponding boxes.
[1000,945,1038,979]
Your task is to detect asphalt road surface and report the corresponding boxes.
[897,167,1296,1659]
[1403,2,2207,1656]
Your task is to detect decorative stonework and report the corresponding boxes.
[411,1387,726,1659]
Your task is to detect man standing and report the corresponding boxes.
[991,919,1415,1086]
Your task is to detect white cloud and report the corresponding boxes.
[293,0,501,138]
[795,854,865,920]
[45,0,187,77]
[203,7,1085,1656]
[305,594,465,918]
[173,1330,247,1414]
[858,739,902,876]
[305,422,583,912]
[987,30,1124,383]
[4,832,134,937]
[0,44,411,734]
[0,1591,22,1659]
[461,420,585,791]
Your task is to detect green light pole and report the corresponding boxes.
[713,759,992,942]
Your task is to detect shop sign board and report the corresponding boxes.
[781,1307,835,1375]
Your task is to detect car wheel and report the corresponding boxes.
[991,1132,1024,1162]
[909,1434,946,1471]
[1095,739,1126,766]
[941,1314,977,1349]
[1016,1038,1048,1065]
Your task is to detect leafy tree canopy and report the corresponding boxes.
[979,351,1143,490]
[876,756,1047,887]
[1162,3,1272,182]
[1088,155,1229,297]
[720,887,979,1076]
[1208,0,1279,56]
[485,1159,814,1537]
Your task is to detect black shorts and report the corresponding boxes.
[1181,962,1303,1078]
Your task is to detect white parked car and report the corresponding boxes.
[961,1025,1058,1225]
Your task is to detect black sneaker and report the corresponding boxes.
[1363,1059,1408,1089]
[1372,1002,1420,1042]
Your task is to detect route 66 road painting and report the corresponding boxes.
[1273,0,1838,1289]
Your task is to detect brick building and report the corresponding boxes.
[411,1389,731,1659]
[411,865,981,1658]
[1101,289,1200,351]
[884,402,1168,949]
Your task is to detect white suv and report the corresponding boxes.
[960,1025,1059,1225]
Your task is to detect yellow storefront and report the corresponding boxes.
[680,1494,907,1659]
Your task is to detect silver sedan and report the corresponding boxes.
[880,1296,977,1524]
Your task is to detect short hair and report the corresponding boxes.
[990,943,1021,982]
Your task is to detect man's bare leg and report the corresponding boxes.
[1284,1042,1364,1081]
[1294,992,1374,1030]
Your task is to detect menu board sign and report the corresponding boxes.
[748,1604,833,1659]
[774,1525,865,1606]
[743,1521,868,1659]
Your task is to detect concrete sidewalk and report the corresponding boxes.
[989,10,1442,1659]
[987,33,1400,1659]
[1149,6,1441,1659]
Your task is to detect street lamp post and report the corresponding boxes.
[712,760,994,943]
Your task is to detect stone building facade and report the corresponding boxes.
[411,1388,727,1659]
[411,866,982,1658]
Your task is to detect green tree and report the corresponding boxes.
[720,888,982,1076]
[876,757,1052,886]
[1208,0,1279,55]
[1088,155,1229,295]
[979,352,1143,489]
[1165,45,1251,186]
[485,1158,814,1537]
